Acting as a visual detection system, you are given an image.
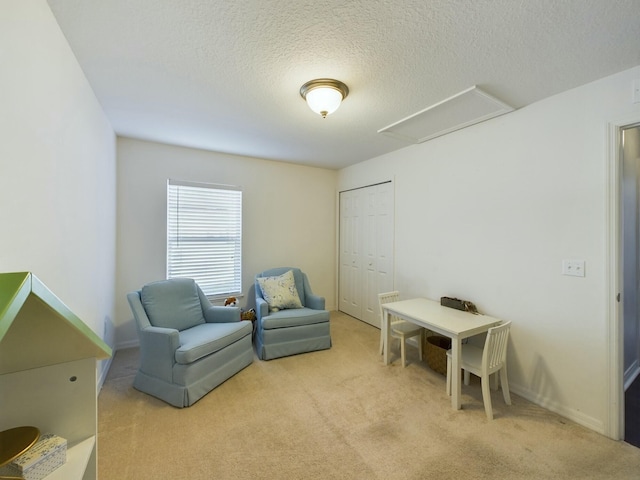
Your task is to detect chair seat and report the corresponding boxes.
[176,321,253,364]
[261,307,330,330]
[391,320,422,336]
[454,344,483,369]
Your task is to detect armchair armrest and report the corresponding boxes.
[127,291,151,329]
[204,305,240,323]
[300,272,325,310]
[305,293,325,310]
[256,297,269,321]
[138,326,180,382]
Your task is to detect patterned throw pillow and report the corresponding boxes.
[257,270,303,311]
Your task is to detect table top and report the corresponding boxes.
[381,297,501,337]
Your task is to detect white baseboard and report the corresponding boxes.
[97,340,139,392]
[97,356,113,392]
[509,383,604,435]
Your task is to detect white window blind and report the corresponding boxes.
[167,179,242,297]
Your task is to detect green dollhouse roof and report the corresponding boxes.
[0,272,112,375]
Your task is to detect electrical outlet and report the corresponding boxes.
[562,259,585,277]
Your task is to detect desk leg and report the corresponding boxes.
[451,337,462,410]
[383,309,390,365]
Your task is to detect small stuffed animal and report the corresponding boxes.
[241,308,256,321]
[224,296,238,307]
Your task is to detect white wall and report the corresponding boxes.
[339,66,640,434]
[0,1,117,375]
[116,138,337,347]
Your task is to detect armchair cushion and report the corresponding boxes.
[141,278,205,330]
[256,269,303,310]
[176,321,253,364]
[260,307,329,329]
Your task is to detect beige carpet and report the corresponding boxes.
[98,312,640,479]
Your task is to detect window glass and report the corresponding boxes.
[167,179,242,297]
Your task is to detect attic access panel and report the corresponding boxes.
[378,86,514,144]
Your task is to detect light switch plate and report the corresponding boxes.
[562,259,585,277]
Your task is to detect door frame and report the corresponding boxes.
[606,113,640,440]
[337,180,394,324]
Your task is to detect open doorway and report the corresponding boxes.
[606,116,640,442]
[621,123,640,447]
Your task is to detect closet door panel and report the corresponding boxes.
[339,190,362,318]
[339,183,394,328]
[375,183,394,300]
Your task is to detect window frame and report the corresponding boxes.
[166,179,242,299]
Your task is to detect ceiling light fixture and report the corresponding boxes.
[300,78,349,118]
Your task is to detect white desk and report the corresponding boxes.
[382,298,502,410]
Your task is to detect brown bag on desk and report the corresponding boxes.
[440,296,478,314]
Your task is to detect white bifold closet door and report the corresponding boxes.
[339,182,394,327]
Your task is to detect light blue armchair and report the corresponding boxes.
[254,267,331,360]
[127,278,253,407]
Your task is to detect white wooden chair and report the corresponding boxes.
[446,321,512,419]
[378,291,423,367]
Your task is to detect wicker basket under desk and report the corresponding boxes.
[424,334,451,376]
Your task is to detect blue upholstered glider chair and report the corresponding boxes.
[254,267,331,360]
[127,278,253,407]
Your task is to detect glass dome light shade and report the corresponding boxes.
[305,87,343,118]
[300,79,349,118]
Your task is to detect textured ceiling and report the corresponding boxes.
[47,0,640,169]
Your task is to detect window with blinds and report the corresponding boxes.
[167,179,242,298]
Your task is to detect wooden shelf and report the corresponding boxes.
[46,437,95,480]
[0,272,111,480]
